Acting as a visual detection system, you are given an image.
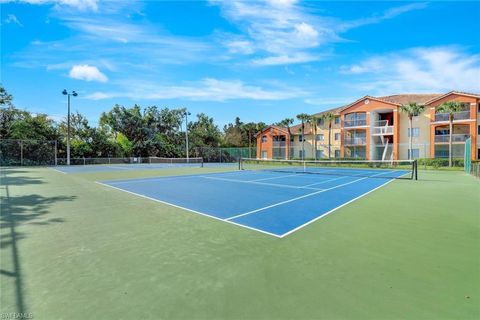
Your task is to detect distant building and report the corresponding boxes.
[256,91,480,160]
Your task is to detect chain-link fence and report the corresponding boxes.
[56,157,148,166]
[193,147,256,163]
[0,139,58,166]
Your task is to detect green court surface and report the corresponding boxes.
[1,167,479,319]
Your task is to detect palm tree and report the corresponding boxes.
[321,112,335,159]
[279,118,294,159]
[436,101,465,167]
[296,113,310,160]
[399,102,425,160]
[308,115,319,160]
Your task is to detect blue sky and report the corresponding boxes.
[1,0,479,127]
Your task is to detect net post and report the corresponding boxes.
[238,157,242,170]
[201,157,204,168]
[414,160,418,180]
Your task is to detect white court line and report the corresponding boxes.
[51,168,67,174]
[104,170,251,185]
[95,181,282,238]
[106,166,132,170]
[302,175,351,187]
[200,175,323,191]
[225,170,397,221]
[279,177,398,238]
[249,173,300,182]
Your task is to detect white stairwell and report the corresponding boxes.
[382,138,390,161]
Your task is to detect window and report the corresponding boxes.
[299,150,304,158]
[408,149,420,159]
[334,150,340,158]
[344,112,367,126]
[478,125,480,135]
[408,128,420,137]
[299,135,303,142]
[334,116,340,124]
[261,151,268,159]
[261,135,267,143]
[334,133,340,141]
[478,103,480,113]
[316,134,324,141]
[290,135,294,142]
[316,150,324,158]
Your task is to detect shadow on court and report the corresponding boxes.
[0,170,75,315]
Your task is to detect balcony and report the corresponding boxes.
[373,126,394,135]
[344,137,367,145]
[344,119,367,127]
[434,111,470,122]
[272,141,286,147]
[434,134,470,143]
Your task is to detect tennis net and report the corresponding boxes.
[239,158,417,180]
[148,157,204,167]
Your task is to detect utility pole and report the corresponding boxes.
[183,109,191,162]
[62,89,78,165]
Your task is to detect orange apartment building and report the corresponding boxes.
[256,91,480,161]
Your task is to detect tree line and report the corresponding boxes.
[0,85,267,159]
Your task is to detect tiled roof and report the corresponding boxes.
[269,91,480,136]
[378,94,443,105]
[290,123,311,134]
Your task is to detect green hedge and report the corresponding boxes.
[417,158,464,168]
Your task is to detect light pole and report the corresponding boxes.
[62,89,78,165]
[183,109,191,162]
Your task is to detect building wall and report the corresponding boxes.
[428,94,479,160]
[398,110,432,159]
[256,93,479,161]
[256,127,289,159]
[290,121,341,159]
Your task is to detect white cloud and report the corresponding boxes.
[225,40,255,55]
[69,64,108,82]
[3,14,23,26]
[340,47,480,93]
[213,1,427,66]
[338,2,428,31]
[86,78,305,102]
[304,97,358,106]
[252,53,318,66]
[1,0,98,11]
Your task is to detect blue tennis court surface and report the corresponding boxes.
[98,168,408,237]
[54,162,235,173]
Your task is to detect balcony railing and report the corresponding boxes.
[373,126,394,135]
[374,120,389,126]
[434,111,470,122]
[272,141,286,147]
[344,119,367,127]
[434,134,470,143]
[344,137,367,145]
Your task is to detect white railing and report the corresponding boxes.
[373,126,394,135]
[374,120,389,126]
[434,111,470,122]
[434,134,470,143]
[344,137,367,145]
[344,119,367,127]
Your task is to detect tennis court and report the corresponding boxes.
[98,159,413,237]
[54,157,205,173]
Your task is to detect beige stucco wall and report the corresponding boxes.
[398,110,432,159]
[290,124,341,159]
